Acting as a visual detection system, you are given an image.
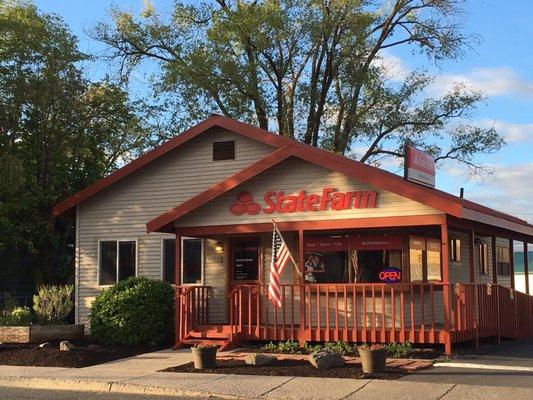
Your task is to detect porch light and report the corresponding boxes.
[215,241,224,253]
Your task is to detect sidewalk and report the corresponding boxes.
[1,349,533,399]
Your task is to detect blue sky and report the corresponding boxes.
[34,0,533,222]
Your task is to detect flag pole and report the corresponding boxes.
[272,219,303,278]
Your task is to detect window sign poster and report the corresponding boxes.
[304,252,326,282]
[233,241,259,281]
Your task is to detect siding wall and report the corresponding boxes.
[175,157,443,227]
[448,230,513,288]
[77,129,275,326]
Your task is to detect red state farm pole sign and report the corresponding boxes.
[404,145,436,188]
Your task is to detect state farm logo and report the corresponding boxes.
[230,188,378,216]
[230,192,261,215]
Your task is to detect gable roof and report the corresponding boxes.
[54,115,532,236]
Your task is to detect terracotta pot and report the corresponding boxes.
[191,345,218,369]
[358,348,387,373]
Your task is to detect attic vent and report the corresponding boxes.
[213,140,235,161]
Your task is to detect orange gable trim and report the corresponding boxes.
[53,115,531,232]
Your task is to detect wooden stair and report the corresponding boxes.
[175,325,239,351]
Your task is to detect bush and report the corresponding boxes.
[90,277,174,345]
[33,285,74,325]
[384,342,413,358]
[0,307,32,326]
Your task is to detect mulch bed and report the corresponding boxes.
[162,358,407,380]
[0,339,167,368]
[246,344,442,360]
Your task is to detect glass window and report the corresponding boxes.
[426,239,442,281]
[99,241,117,285]
[233,238,260,281]
[182,238,203,284]
[305,251,348,283]
[409,248,424,282]
[479,243,489,275]
[450,238,461,262]
[99,240,136,285]
[162,239,176,284]
[409,236,441,282]
[496,245,510,276]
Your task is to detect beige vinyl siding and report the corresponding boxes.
[77,128,275,326]
[449,230,471,283]
[175,157,443,227]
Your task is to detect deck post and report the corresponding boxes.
[298,229,306,346]
[174,233,182,345]
[524,241,530,295]
[469,230,475,283]
[509,239,515,290]
[492,236,498,284]
[440,224,452,355]
[469,229,479,349]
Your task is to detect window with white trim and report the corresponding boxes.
[181,238,204,285]
[496,245,511,276]
[99,240,136,285]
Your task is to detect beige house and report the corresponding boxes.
[54,115,533,354]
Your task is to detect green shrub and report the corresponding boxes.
[384,342,413,358]
[323,341,358,355]
[0,307,32,326]
[33,285,74,325]
[90,277,174,345]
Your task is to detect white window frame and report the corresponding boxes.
[180,237,204,286]
[160,237,176,284]
[97,238,138,287]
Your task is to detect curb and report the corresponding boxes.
[0,376,255,399]
[433,362,533,372]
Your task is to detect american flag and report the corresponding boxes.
[268,224,291,308]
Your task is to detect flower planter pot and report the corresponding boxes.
[191,345,218,369]
[358,348,387,373]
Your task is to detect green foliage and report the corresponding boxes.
[0,306,32,326]
[262,340,358,355]
[0,0,150,290]
[322,341,358,355]
[32,285,73,325]
[384,342,413,358]
[89,277,174,345]
[94,0,504,169]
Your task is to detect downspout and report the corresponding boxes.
[75,205,80,325]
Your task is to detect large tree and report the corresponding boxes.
[0,0,149,290]
[94,0,503,169]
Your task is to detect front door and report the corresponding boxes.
[229,237,261,329]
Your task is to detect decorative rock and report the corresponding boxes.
[86,344,101,350]
[245,353,276,366]
[38,342,51,349]
[59,340,75,351]
[308,349,345,369]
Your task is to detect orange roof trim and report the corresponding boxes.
[53,115,532,234]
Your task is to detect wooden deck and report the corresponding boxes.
[175,283,533,353]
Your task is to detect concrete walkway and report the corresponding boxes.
[1,348,533,399]
[401,339,533,389]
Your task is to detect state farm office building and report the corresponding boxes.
[53,115,533,354]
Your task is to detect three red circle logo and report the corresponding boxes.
[230,192,261,215]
